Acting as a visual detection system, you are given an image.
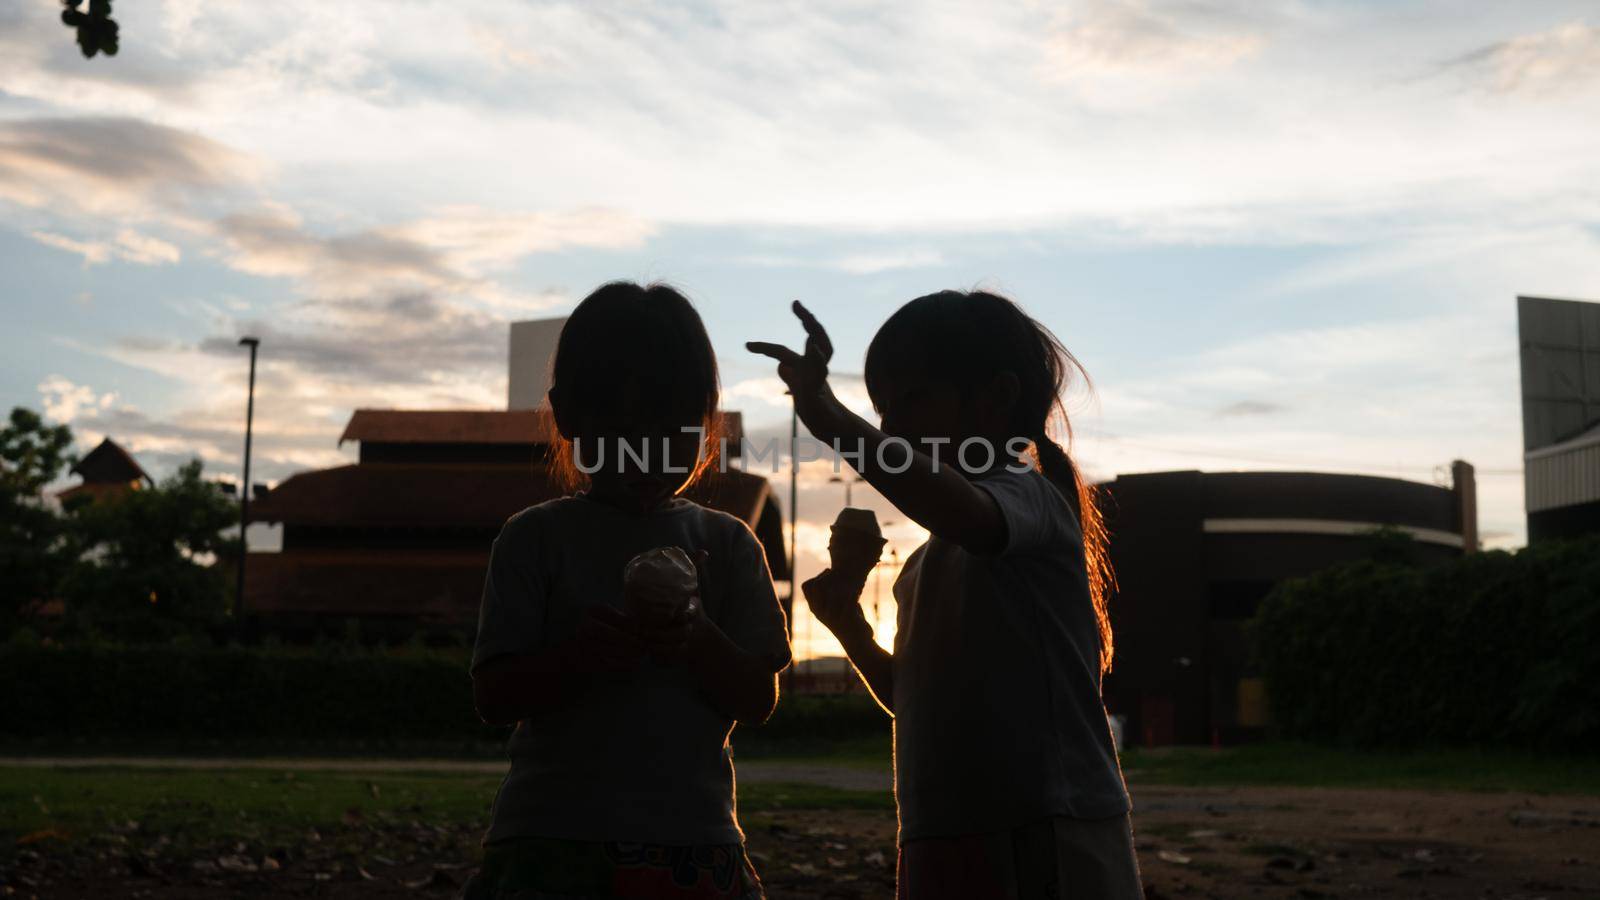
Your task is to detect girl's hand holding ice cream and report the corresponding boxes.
[623,546,706,662]
[803,508,883,646]
[801,568,873,645]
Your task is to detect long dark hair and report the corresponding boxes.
[863,290,1115,675]
[544,281,722,491]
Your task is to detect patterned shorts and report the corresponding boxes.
[460,836,766,900]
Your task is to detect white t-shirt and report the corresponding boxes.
[891,466,1130,842]
[470,494,792,846]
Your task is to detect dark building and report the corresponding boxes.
[1100,464,1478,746]
[57,437,152,506]
[1518,295,1600,541]
[245,409,789,634]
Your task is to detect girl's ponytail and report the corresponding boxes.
[1031,426,1115,677]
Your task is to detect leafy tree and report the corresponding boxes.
[60,458,239,641]
[0,408,75,631]
[60,0,119,59]
[1358,524,1422,568]
[0,408,74,489]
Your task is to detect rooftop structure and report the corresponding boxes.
[246,408,782,628]
[1518,295,1600,542]
[57,437,152,506]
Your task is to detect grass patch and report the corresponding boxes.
[0,766,891,852]
[738,782,893,812]
[0,734,510,760]
[1136,821,1200,840]
[0,729,892,767]
[0,767,500,846]
[1121,742,1600,795]
[731,733,891,767]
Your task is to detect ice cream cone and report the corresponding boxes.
[622,546,698,627]
[828,507,886,579]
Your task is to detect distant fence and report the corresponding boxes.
[786,670,869,696]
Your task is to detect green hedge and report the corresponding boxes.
[745,691,889,742]
[1256,536,1600,750]
[0,641,501,741]
[0,639,889,744]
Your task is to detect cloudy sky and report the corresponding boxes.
[4,1,1599,651]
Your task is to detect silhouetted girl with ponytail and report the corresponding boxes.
[750,291,1140,899]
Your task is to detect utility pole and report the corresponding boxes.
[787,401,799,681]
[829,473,862,507]
[236,336,260,619]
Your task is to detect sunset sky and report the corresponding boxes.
[4,1,1599,655]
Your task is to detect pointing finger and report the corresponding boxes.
[745,341,804,367]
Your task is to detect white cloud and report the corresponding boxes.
[38,375,117,424]
[398,206,656,273]
[725,376,791,408]
[1041,0,1264,81]
[1448,21,1600,96]
[468,24,545,72]
[5,0,1596,558]
[3,3,1597,242]
[1070,310,1528,541]
[830,249,944,274]
[112,229,183,265]
[30,231,111,265]
[59,279,536,484]
[208,203,649,303]
[0,116,259,219]
[29,228,181,266]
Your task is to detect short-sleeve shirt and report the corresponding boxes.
[470,494,792,846]
[891,466,1130,842]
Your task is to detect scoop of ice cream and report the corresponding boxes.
[828,508,886,577]
[623,546,698,625]
[623,546,699,594]
[831,507,883,539]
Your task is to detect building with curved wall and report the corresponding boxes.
[1518,295,1600,542]
[1100,463,1478,746]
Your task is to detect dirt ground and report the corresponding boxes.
[3,783,1596,899]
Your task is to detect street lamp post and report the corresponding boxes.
[828,473,863,507]
[237,337,260,619]
[784,399,798,693]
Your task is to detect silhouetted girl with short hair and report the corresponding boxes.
[466,281,790,900]
[751,291,1140,899]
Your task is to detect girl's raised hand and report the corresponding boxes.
[746,301,842,433]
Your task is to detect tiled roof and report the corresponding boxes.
[249,462,773,529]
[338,409,554,446]
[68,437,151,485]
[335,408,745,454]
